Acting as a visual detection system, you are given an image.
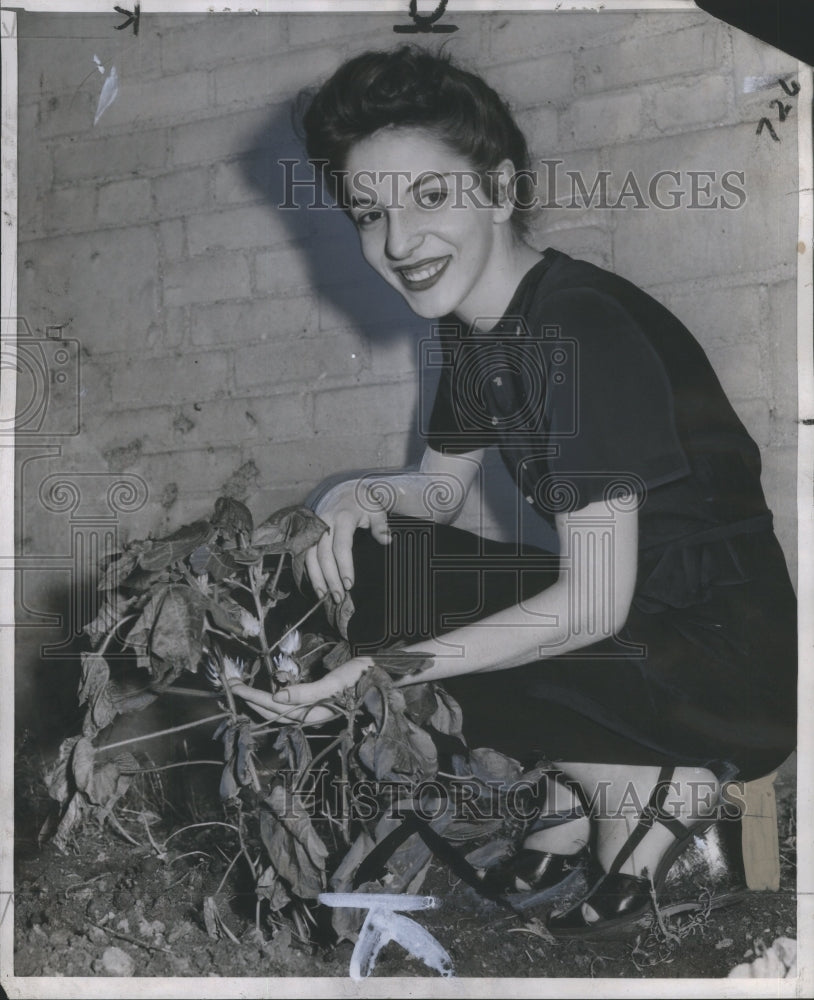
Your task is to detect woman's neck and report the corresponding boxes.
[457,241,543,332]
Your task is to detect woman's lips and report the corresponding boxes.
[395,255,451,291]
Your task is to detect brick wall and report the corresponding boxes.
[14,9,801,711]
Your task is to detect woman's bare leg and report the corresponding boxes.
[522,763,720,878]
[522,774,591,855]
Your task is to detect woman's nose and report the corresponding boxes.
[384,209,424,261]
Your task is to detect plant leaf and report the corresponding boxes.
[204,593,250,635]
[371,649,432,678]
[78,652,119,736]
[71,738,137,818]
[219,764,239,802]
[148,585,207,684]
[324,590,354,640]
[123,587,168,658]
[137,520,212,572]
[252,506,328,557]
[205,547,241,582]
[234,722,257,786]
[273,726,312,781]
[468,746,523,785]
[202,895,239,943]
[215,719,256,800]
[400,683,438,727]
[356,676,438,783]
[97,550,139,591]
[260,785,329,899]
[323,640,351,672]
[83,593,136,645]
[77,651,108,707]
[256,866,291,911]
[428,685,464,739]
[291,550,307,592]
[188,544,211,575]
[107,679,159,715]
[43,736,82,806]
[52,792,86,852]
[211,496,254,536]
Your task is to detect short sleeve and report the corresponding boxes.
[540,287,690,511]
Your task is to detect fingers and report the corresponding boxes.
[306,511,361,600]
[279,658,370,707]
[304,545,328,601]
[276,681,319,706]
[369,509,393,547]
[303,498,390,602]
[316,523,345,602]
[332,517,357,591]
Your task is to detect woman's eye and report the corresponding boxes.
[355,209,383,228]
[416,187,448,208]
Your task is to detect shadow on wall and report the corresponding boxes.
[239,103,432,455]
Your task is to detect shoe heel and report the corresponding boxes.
[663,818,746,898]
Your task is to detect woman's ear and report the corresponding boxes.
[491,158,516,224]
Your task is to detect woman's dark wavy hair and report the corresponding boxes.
[298,46,535,236]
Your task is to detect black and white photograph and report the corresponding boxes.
[1,1,812,995]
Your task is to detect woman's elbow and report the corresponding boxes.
[610,572,637,634]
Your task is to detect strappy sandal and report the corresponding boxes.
[481,770,591,897]
[546,765,720,939]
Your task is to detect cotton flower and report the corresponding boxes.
[273,652,300,684]
[238,610,262,637]
[278,629,301,655]
[273,629,302,685]
[203,654,246,689]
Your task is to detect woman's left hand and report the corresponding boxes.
[227,656,373,726]
[276,656,374,708]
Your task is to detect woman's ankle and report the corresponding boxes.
[523,815,590,856]
[594,766,721,877]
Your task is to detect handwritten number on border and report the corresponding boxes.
[756,78,798,141]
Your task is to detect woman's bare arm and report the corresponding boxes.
[256,493,639,720]
[392,494,639,682]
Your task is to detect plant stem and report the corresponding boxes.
[205,625,259,653]
[217,662,240,719]
[164,821,240,845]
[339,722,353,846]
[294,735,343,793]
[96,712,229,753]
[216,662,262,793]
[122,760,223,774]
[268,552,286,599]
[158,686,220,699]
[215,848,242,896]
[249,562,277,685]
[268,596,327,656]
[97,613,138,655]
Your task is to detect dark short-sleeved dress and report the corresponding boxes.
[346,249,797,782]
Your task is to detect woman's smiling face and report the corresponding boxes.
[343,128,514,323]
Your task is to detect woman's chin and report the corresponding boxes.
[398,288,456,320]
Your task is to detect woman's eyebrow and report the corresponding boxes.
[348,171,452,211]
[409,172,452,192]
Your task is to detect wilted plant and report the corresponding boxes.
[43,496,519,945]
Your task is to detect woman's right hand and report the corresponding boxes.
[304,479,392,603]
